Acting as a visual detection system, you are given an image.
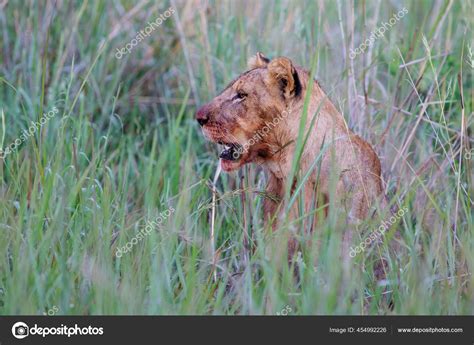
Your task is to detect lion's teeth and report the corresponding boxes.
[224,145,231,150]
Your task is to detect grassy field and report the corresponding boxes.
[0,0,472,315]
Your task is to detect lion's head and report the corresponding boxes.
[196,52,302,172]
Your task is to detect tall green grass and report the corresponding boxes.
[0,0,472,315]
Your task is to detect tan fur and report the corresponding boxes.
[196,53,384,231]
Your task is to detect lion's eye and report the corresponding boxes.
[235,91,247,100]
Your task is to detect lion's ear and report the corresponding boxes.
[267,57,301,99]
[248,52,270,69]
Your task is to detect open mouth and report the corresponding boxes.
[218,142,243,161]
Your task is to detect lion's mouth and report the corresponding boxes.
[218,142,243,161]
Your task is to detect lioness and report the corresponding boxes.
[196,52,384,229]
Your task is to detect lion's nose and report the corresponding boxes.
[196,105,210,126]
[197,117,208,126]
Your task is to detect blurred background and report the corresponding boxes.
[0,0,472,315]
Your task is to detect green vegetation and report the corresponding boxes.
[0,0,472,315]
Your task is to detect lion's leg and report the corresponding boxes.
[263,173,282,227]
[348,190,368,221]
